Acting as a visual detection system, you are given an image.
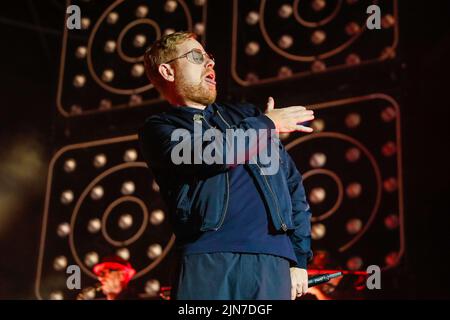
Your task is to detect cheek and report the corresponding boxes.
[178,65,203,83]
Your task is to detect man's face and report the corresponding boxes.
[171,38,216,106]
[98,270,125,296]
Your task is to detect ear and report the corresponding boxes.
[158,63,175,82]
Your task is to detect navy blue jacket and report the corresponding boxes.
[138,102,312,268]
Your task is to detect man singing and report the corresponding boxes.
[139,31,314,300]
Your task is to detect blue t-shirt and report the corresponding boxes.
[180,104,297,264]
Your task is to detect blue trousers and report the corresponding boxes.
[172,252,291,300]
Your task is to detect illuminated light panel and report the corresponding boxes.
[232,0,398,86]
[57,0,208,116]
[36,136,175,299]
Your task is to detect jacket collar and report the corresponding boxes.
[167,103,221,116]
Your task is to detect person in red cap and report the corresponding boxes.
[93,256,136,300]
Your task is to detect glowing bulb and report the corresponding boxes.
[279,4,293,18]
[347,256,363,270]
[245,42,260,56]
[278,35,293,49]
[93,154,107,168]
[147,244,163,259]
[150,209,165,225]
[73,75,86,88]
[151,181,160,192]
[384,214,399,230]
[121,181,135,195]
[346,183,362,198]
[310,153,327,168]
[278,66,293,78]
[102,69,114,82]
[61,190,74,205]
[164,0,178,13]
[131,64,145,77]
[50,291,64,300]
[64,159,76,173]
[381,106,396,122]
[90,186,104,200]
[194,23,205,36]
[164,28,175,36]
[135,5,149,18]
[53,256,68,271]
[133,34,146,48]
[104,40,116,53]
[118,214,133,230]
[383,177,398,193]
[84,252,99,267]
[129,94,142,106]
[346,218,363,235]
[345,112,361,128]
[88,218,101,233]
[345,22,361,36]
[81,17,90,30]
[311,60,326,72]
[309,187,326,204]
[99,99,112,110]
[57,223,71,237]
[75,46,87,59]
[346,147,361,162]
[311,0,326,11]
[124,149,138,162]
[311,223,326,240]
[116,248,130,260]
[311,30,326,45]
[382,14,395,29]
[382,141,397,157]
[311,119,325,132]
[346,53,361,65]
[246,11,259,25]
[385,252,399,266]
[107,12,119,24]
[145,279,160,295]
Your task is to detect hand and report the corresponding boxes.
[290,267,308,300]
[264,97,315,133]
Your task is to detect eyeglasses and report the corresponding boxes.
[164,48,214,65]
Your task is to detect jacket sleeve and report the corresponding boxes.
[138,110,276,179]
[280,145,313,269]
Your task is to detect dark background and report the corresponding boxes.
[0,0,449,299]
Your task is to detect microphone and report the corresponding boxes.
[308,272,342,287]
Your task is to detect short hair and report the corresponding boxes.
[144,31,197,92]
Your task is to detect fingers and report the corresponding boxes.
[277,125,313,134]
[292,109,314,117]
[291,283,297,300]
[296,125,314,133]
[294,282,308,298]
[287,109,314,122]
[285,105,306,112]
[266,96,275,112]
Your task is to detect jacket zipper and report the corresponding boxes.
[193,112,229,231]
[216,110,287,232]
[254,162,287,231]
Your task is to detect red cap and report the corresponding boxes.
[93,256,136,283]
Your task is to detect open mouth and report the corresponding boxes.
[204,71,216,86]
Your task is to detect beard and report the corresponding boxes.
[175,73,217,106]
